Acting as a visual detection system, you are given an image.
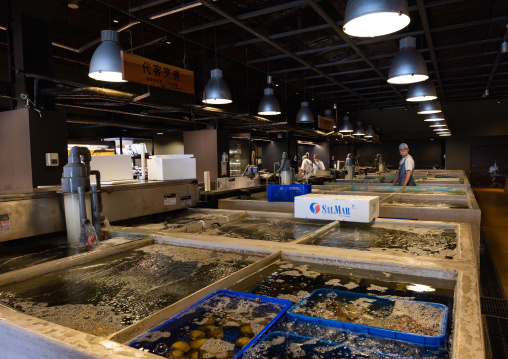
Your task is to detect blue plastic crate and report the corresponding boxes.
[287,289,448,348]
[243,331,412,359]
[267,184,312,202]
[127,290,291,358]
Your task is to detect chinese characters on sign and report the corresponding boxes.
[122,51,194,94]
[318,115,334,131]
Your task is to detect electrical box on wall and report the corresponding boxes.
[45,153,59,166]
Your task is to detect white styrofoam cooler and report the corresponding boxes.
[148,155,196,181]
[91,155,133,181]
[294,194,379,223]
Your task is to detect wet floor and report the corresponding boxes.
[0,244,261,337]
[308,222,457,259]
[242,261,454,359]
[200,217,331,242]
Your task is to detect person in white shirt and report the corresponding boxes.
[392,143,416,186]
[299,154,313,182]
[313,154,325,175]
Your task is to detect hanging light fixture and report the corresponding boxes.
[418,100,442,114]
[68,0,79,9]
[343,0,410,38]
[296,102,314,123]
[203,25,232,105]
[339,115,354,132]
[324,109,333,118]
[202,69,232,104]
[406,79,437,102]
[364,124,376,138]
[424,113,445,122]
[89,30,126,82]
[388,37,428,84]
[353,121,365,136]
[258,76,281,115]
[429,121,446,128]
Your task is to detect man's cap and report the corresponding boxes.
[399,143,409,150]
[302,155,308,159]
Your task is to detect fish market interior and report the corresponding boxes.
[1,0,508,358]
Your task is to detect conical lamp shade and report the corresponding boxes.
[202,69,232,104]
[418,100,442,114]
[258,76,281,115]
[353,121,365,136]
[89,30,126,82]
[339,116,353,132]
[429,121,446,127]
[407,79,437,102]
[424,113,444,122]
[388,37,428,84]
[364,124,376,138]
[343,0,410,38]
[296,102,314,123]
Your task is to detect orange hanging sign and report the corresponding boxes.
[121,51,195,94]
[318,115,334,131]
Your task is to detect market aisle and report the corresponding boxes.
[474,188,508,297]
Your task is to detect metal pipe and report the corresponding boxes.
[90,170,102,212]
[91,184,103,241]
[77,186,88,245]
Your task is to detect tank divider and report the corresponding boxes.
[292,220,342,245]
[0,236,154,287]
[109,251,282,344]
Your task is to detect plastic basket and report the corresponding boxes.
[267,184,312,202]
[287,289,448,347]
[243,331,412,359]
[127,290,291,358]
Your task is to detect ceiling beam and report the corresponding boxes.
[91,0,328,108]
[256,16,508,71]
[485,24,508,93]
[416,0,446,101]
[197,0,367,102]
[304,0,404,101]
[179,0,307,35]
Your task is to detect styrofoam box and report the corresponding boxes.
[294,194,379,223]
[148,155,196,181]
[91,155,133,182]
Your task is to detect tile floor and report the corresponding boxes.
[474,188,508,297]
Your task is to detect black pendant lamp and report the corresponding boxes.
[258,76,281,115]
[364,125,376,138]
[343,0,410,38]
[424,113,445,122]
[89,30,126,82]
[353,121,365,136]
[339,115,353,132]
[388,37,428,84]
[296,102,314,123]
[407,79,437,102]
[202,69,233,104]
[418,100,442,114]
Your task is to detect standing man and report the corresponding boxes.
[299,154,313,182]
[313,154,325,175]
[393,143,416,186]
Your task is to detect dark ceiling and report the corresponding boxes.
[1,0,508,139]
